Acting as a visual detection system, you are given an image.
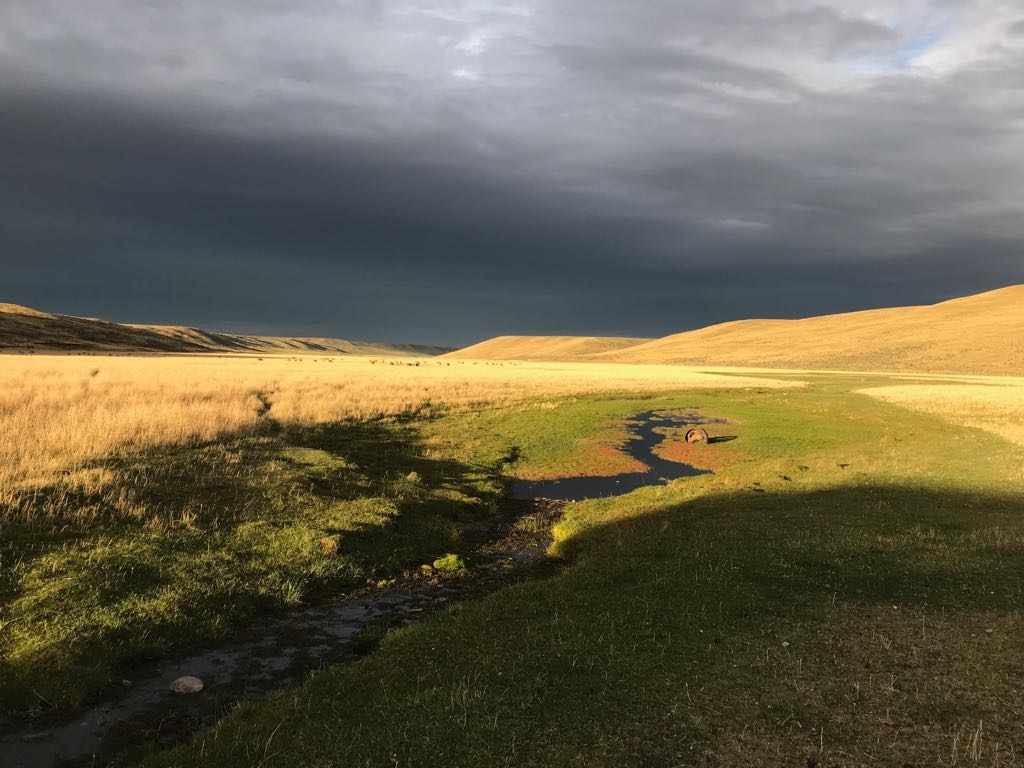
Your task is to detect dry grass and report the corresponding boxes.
[446,335,649,360]
[0,302,447,356]
[861,381,1024,447]
[0,354,794,508]
[454,285,1024,376]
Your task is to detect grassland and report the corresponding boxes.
[0,355,788,505]
[3,351,1024,767]
[0,354,788,723]
[1,417,499,721]
[451,285,1024,376]
[862,381,1024,448]
[139,377,1024,767]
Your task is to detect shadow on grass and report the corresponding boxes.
[536,482,1024,762]
[123,480,1024,768]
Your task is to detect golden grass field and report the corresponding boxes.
[446,335,650,360]
[862,381,1024,448]
[452,285,1024,376]
[0,354,796,508]
[5,344,1024,524]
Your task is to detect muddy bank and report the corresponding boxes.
[512,409,725,501]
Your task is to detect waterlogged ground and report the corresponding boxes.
[512,410,726,500]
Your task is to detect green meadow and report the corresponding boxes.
[4,375,1024,766]
[144,377,1023,767]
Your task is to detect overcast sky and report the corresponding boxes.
[2,1,1023,344]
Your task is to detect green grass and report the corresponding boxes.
[0,418,505,722]
[418,392,701,477]
[135,381,1024,767]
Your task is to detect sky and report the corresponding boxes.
[2,1,1023,345]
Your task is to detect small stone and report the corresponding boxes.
[169,676,204,695]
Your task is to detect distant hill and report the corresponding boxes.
[0,304,451,356]
[446,285,1024,376]
[446,335,652,361]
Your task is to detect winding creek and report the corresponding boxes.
[3,409,725,768]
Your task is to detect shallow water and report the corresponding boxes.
[512,410,723,501]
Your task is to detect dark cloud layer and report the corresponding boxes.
[1,1,1022,344]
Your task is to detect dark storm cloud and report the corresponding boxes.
[1,1,1023,344]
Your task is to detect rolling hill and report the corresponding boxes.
[445,335,651,361]
[449,285,1024,376]
[0,303,450,356]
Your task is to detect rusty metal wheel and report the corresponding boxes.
[684,427,709,444]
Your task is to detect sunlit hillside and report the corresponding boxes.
[445,335,649,360]
[451,286,1024,376]
[0,303,450,356]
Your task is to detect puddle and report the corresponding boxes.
[512,410,725,501]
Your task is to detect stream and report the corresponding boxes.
[2,409,724,768]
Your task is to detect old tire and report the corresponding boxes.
[684,427,709,444]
